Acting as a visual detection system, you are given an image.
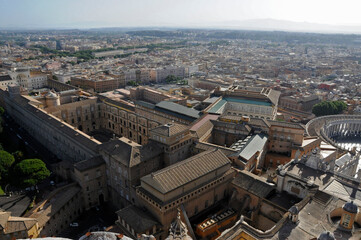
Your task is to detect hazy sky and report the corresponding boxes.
[1,0,361,29]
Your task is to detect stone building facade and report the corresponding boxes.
[135,149,235,239]
[74,156,109,209]
[0,212,40,240]
[99,137,163,209]
[149,123,193,166]
[25,183,83,237]
[1,87,100,164]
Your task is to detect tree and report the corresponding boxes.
[312,100,347,117]
[165,75,177,83]
[13,159,50,187]
[0,150,15,180]
[127,80,138,87]
[12,151,24,162]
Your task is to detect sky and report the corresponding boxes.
[1,0,361,29]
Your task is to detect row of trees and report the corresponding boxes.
[312,100,347,117]
[0,150,50,188]
[32,45,94,61]
[165,75,183,83]
[32,41,188,62]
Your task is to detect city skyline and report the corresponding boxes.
[2,0,361,33]
[1,9,361,239]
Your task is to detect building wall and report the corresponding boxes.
[47,79,79,91]
[46,98,102,134]
[1,223,40,240]
[154,67,185,82]
[100,102,160,145]
[264,153,291,168]
[100,148,162,209]
[211,121,251,147]
[74,164,108,210]
[130,87,183,105]
[279,97,302,111]
[231,187,261,215]
[0,79,16,90]
[225,102,274,120]
[29,74,48,89]
[71,77,96,90]
[38,189,83,237]
[279,175,308,199]
[1,91,99,163]
[71,77,121,92]
[135,105,192,125]
[290,138,321,159]
[136,169,235,239]
[268,126,304,154]
[149,130,193,166]
[9,69,47,90]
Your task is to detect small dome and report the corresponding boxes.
[289,205,299,215]
[317,231,335,240]
[46,91,58,98]
[343,201,358,214]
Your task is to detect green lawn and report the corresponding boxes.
[0,186,4,195]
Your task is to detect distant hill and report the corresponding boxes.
[209,19,361,34]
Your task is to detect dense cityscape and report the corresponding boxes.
[1,8,361,240]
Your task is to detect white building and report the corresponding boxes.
[0,75,17,90]
[151,66,185,82]
[124,70,136,84]
[9,68,48,90]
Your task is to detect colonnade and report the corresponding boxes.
[324,120,361,139]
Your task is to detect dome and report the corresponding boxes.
[45,91,58,98]
[317,231,335,240]
[343,200,358,214]
[289,205,299,215]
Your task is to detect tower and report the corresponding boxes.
[45,91,60,107]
